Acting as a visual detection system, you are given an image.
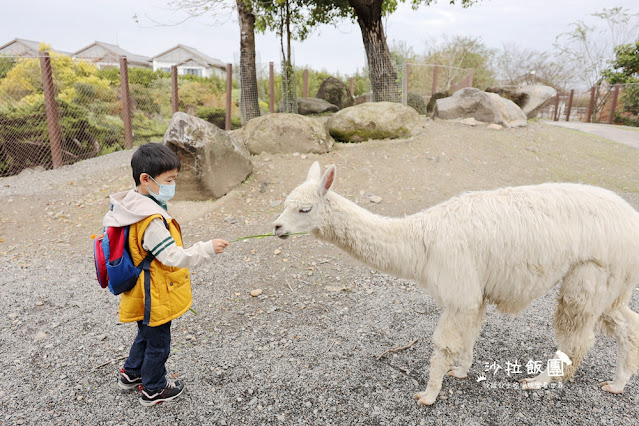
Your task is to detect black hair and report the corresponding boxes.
[131,143,181,186]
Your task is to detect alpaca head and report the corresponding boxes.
[273,161,336,239]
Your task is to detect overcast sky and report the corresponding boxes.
[2,0,637,76]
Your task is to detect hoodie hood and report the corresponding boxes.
[103,189,173,228]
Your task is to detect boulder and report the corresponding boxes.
[486,85,557,118]
[328,102,421,142]
[291,97,339,115]
[242,113,334,155]
[316,77,354,110]
[433,88,527,128]
[163,112,253,201]
[426,91,450,113]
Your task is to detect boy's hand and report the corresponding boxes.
[212,239,229,254]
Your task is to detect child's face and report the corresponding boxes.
[139,168,179,196]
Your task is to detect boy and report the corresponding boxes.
[102,143,228,406]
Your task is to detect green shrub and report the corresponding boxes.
[196,106,241,130]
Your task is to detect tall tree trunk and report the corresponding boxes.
[349,0,399,102]
[237,0,261,124]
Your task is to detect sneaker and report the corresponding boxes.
[139,379,185,406]
[118,368,142,390]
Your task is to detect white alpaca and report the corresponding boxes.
[273,161,639,406]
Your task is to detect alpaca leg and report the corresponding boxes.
[521,263,606,390]
[414,309,478,405]
[448,302,486,379]
[599,305,639,394]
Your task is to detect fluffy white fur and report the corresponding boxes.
[274,161,639,406]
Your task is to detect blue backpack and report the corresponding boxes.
[93,220,160,295]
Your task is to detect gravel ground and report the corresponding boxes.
[2,120,639,425]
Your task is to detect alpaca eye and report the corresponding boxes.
[299,206,312,213]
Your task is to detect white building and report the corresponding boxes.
[0,38,70,56]
[151,45,226,78]
[73,41,151,69]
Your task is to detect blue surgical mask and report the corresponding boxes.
[147,175,176,203]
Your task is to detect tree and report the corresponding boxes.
[305,0,479,102]
[423,35,494,90]
[236,0,261,122]
[254,0,309,113]
[161,0,261,123]
[493,43,572,90]
[602,40,639,121]
[554,7,639,89]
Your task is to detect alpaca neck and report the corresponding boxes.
[315,192,416,278]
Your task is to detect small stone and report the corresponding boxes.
[34,331,47,341]
[273,249,282,255]
[96,334,107,341]
[369,196,382,204]
[300,154,307,160]
[250,289,263,297]
[270,200,282,207]
[487,123,503,130]
[248,397,258,406]
[8,313,17,320]
[186,335,195,341]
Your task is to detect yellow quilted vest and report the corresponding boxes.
[119,214,192,326]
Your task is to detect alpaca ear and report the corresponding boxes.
[306,161,322,182]
[318,165,336,197]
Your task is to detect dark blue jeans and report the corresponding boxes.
[123,320,171,391]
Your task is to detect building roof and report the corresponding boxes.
[151,44,226,69]
[73,41,151,66]
[0,38,70,56]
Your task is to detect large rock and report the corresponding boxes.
[242,113,334,155]
[290,97,339,115]
[327,102,421,142]
[316,77,354,110]
[163,112,252,201]
[433,88,527,128]
[486,85,557,118]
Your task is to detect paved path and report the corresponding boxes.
[544,120,639,149]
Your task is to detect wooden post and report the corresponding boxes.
[171,65,178,114]
[432,65,439,95]
[553,93,560,121]
[350,77,355,97]
[608,84,620,124]
[586,86,596,123]
[39,52,63,168]
[565,89,574,122]
[225,63,232,131]
[303,68,309,98]
[119,56,133,149]
[269,61,275,113]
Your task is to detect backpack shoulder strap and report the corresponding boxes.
[133,214,170,268]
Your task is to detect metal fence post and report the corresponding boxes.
[432,65,438,95]
[608,84,620,124]
[565,89,574,122]
[303,69,309,98]
[225,63,232,131]
[269,62,275,113]
[119,56,133,149]
[171,65,178,114]
[39,52,63,169]
[586,86,596,123]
